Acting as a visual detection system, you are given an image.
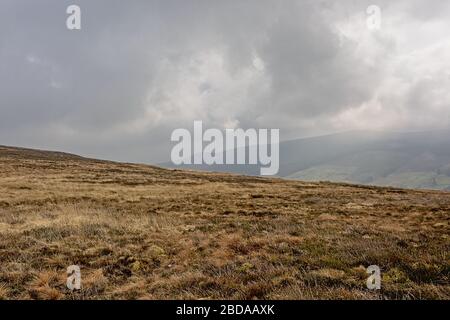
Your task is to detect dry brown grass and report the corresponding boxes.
[0,145,449,300]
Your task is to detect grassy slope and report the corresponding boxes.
[0,145,449,300]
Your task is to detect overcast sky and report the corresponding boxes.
[1,0,449,163]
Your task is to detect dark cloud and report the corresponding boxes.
[0,0,449,162]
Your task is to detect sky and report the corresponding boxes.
[0,0,449,163]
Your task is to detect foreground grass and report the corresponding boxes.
[0,146,449,299]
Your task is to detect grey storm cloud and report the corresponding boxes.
[0,0,449,163]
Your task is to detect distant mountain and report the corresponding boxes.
[161,130,450,190]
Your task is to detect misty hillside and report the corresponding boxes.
[163,130,450,190]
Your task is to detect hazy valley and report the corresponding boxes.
[163,130,450,190]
